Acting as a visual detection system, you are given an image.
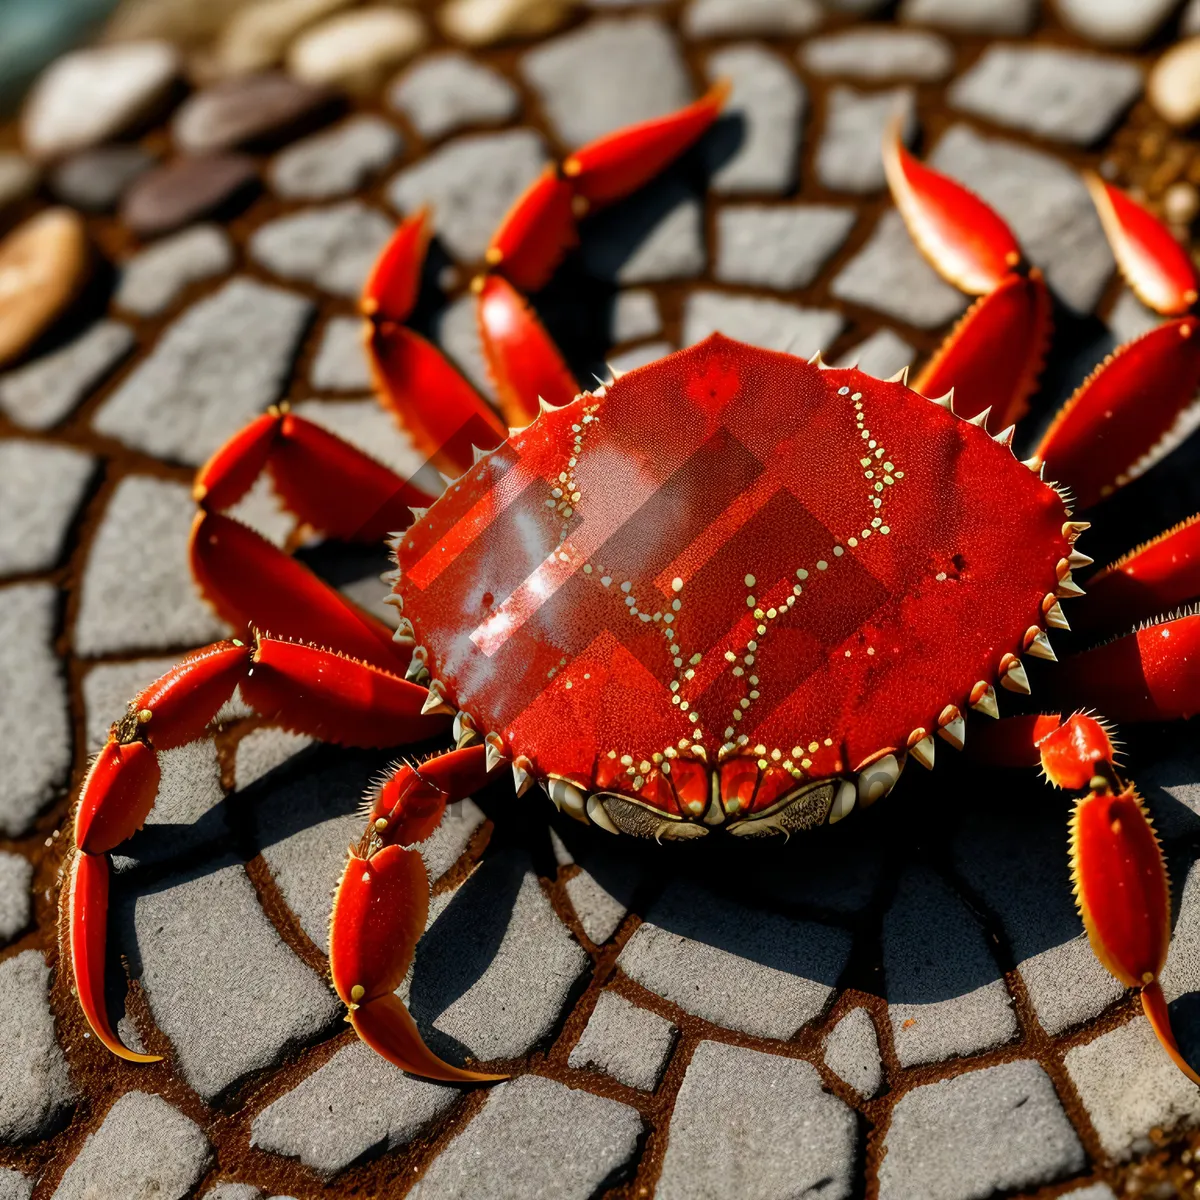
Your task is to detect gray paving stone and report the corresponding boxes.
[0,440,94,576]
[1141,743,1200,840]
[0,951,74,1142]
[704,45,805,197]
[388,53,519,142]
[800,29,955,81]
[52,1091,210,1200]
[387,129,548,263]
[898,0,1038,34]
[1057,0,1178,46]
[569,990,676,1090]
[118,855,341,1100]
[0,584,71,837]
[581,180,705,285]
[715,204,856,291]
[610,290,662,344]
[436,293,495,402]
[682,290,844,357]
[1062,1187,1117,1200]
[837,327,915,379]
[0,852,32,944]
[948,46,1143,147]
[249,202,394,299]
[1107,287,1160,345]
[233,727,314,791]
[202,1187,261,1200]
[884,866,1017,1067]
[617,880,850,1039]
[269,115,402,200]
[93,277,313,467]
[309,316,372,392]
[74,476,229,656]
[114,224,235,318]
[252,1041,461,1175]
[831,209,970,329]
[1066,1017,1200,1159]
[823,1006,883,1099]
[565,868,628,943]
[608,341,674,376]
[683,0,823,38]
[816,85,916,195]
[0,319,134,431]
[878,1060,1085,1200]
[657,1040,856,1200]
[0,1169,32,1200]
[521,17,691,148]
[409,1075,642,1200]
[291,397,427,481]
[48,144,156,212]
[929,123,1115,314]
[409,851,589,1062]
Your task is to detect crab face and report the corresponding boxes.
[394,335,1071,837]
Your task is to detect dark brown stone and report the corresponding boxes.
[170,71,336,155]
[120,154,259,237]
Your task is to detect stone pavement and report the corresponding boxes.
[4,0,1200,1196]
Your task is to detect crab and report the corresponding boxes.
[62,102,1200,1090]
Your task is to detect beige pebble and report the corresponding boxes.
[0,209,89,368]
[213,0,355,77]
[287,7,428,92]
[439,0,577,47]
[1149,37,1200,128]
[1165,180,1200,227]
[102,0,249,45]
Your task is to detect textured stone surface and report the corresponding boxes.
[682,290,844,357]
[269,115,403,200]
[388,53,518,142]
[0,951,73,1142]
[569,990,676,1090]
[1057,0,1178,47]
[879,1061,1085,1199]
[114,224,234,317]
[249,201,393,297]
[610,289,662,344]
[617,881,851,1038]
[565,868,628,944]
[801,28,955,80]
[121,153,260,238]
[1149,37,1200,128]
[232,727,314,791]
[703,45,806,196]
[817,85,915,194]
[408,1076,642,1200]
[309,315,372,391]
[119,855,341,1100]
[948,45,1143,146]
[0,319,134,431]
[48,144,156,212]
[521,17,691,147]
[0,1170,32,1200]
[212,0,355,77]
[0,852,33,944]
[884,866,1018,1067]
[172,72,333,154]
[286,7,428,93]
[607,340,673,376]
[837,327,915,379]
[0,585,70,837]
[929,123,1114,313]
[74,475,229,655]
[93,277,312,466]
[0,439,94,576]
[252,1041,461,1174]
[683,0,822,37]
[52,1092,210,1200]
[387,129,547,262]
[715,204,856,291]
[657,1041,857,1200]
[582,180,705,284]
[202,1186,261,1200]
[436,293,494,400]
[824,1006,883,1099]
[898,0,1038,34]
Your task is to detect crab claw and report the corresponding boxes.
[361,208,432,325]
[1085,174,1199,317]
[486,166,578,294]
[1037,712,1117,790]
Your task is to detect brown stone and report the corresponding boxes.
[121,154,259,237]
[171,71,335,154]
[0,209,89,368]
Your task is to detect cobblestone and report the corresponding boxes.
[801,28,955,81]
[114,224,234,317]
[657,1041,857,1200]
[290,397,427,481]
[715,204,856,291]
[309,315,372,391]
[0,319,133,431]
[93,277,313,466]
[388,53,518,142]
[823,1006,883,1098]
[0,951,73,1142]
[610,289,662,344]
[48,144,156,212]
[581,180,705,284]
[568,990,676,1090]
[251,1041,462,1174]
[52,1092,210,1200]
[122,154,260,238]
[270,115,402,200]
[436,293,494,400]
[0,851,32,944]
[682,291,844,357]
[0,1170,32,1200]
[703,45,806,196]
[607,340,674,375]
[408,1075,642,1200]
[0,439,93,576]
[565,867,629,944]
[233,727,314,791]
[838,327,915,379]
[683,0,823,38]
[1057,0,1179,46]
[816,85,916,195]
[879,1060,1085,1199]
[898,0,1038,34]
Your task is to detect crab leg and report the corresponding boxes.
[883,122,1051,429]
[959,712,1066,769]
[67,636,446,1062]
[330,745,506,1081]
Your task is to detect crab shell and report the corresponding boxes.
[393,335,1070,838]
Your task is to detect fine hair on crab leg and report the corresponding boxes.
[330,745,507,1082]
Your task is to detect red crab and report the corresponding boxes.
[63,105,1200,1090]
